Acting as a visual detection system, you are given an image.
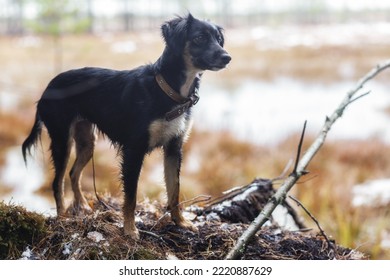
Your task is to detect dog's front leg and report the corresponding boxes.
[164,137,198,233]
[121,147,146,239]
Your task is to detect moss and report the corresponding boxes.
[132,248,161,260]
[0,201,47,259]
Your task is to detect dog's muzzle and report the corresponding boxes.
[210,51,231,70]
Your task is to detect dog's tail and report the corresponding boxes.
[22,111,43,165]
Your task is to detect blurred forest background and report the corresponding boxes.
[1,0,390,259]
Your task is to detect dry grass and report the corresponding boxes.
[0,113,30,148]
[0,199,364,260]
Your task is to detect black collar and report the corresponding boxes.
[155,74,199,121]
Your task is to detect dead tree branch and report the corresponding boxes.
[225,59,390,260]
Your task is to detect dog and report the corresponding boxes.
[22,13,231,239]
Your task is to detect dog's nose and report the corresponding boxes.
[221,53,232,65]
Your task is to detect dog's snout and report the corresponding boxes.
[221,53,232,65]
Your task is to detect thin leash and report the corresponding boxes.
[91,152,112,210]
[91,152,99,202]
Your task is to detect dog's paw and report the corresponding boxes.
[177,219,198,233]
[124,224,140,240]
[66,200,93,216]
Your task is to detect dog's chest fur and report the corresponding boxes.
[148,114,192,149]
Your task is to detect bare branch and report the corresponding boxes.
[288,195,334,254]
[225,60,390,260]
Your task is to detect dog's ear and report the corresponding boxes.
[162,14,194,54]
[217,26,225,47]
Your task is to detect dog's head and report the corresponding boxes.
[161,14,231,71]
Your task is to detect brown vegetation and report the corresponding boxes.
[0,198,365,260]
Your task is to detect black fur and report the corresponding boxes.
[22,13,231,238]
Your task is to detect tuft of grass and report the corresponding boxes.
[0,201,47,259]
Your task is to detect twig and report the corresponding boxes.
[288,195,334,252]
[225,60,390,260]
[150,212,171,232]
[292,120,308,176]
[139,230,166,243]
[348,90,371,105]
[272,159,293,182]
[179,195,211,207]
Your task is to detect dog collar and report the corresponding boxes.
[155,74,199,121]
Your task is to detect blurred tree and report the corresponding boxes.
[86,0,94,33]
[5,0,25,35]
[31,0,90,73]
[121,0,134,32]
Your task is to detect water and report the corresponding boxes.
[195,78,390,146]
[0,147,55,215]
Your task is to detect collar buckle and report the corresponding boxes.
[155,73,200,121]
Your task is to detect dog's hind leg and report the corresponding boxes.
[68,120,96,215]
[49,132,72,216]
[164,137,198,233]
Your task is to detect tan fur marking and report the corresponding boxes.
[181,44,203,98]
[123,195,139,239]
[148,115,192,149]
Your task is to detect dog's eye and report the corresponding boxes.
[217,35,223,44]
[193,35,207,45]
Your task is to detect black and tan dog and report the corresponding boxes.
[22,13,231,239]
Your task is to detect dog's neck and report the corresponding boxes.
[155,48,203,99]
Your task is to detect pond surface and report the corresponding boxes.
[195,78,390,145]
[1,147,55,215]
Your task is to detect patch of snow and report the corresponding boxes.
[381,231,390,249]
[135,215,143,224]
[114,222,124,228]
[111,40,136,53]
[232,186,259,201]
[220,223,230,231]
[19,247,34,260]
[71,233,80,239]
[87,231,105,243]
[352,179,390,207]
[206,212,221,222]
[211,200,232,212]
[182,211,197,221]
[248,22,390,50]
[166,253,179,260]
[0,90,21,111]
[271,205,300,231]
[17,36,42,48]
[62,242,72,255]
[69,248,82,260]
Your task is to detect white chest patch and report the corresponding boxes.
[148,115,192,149]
